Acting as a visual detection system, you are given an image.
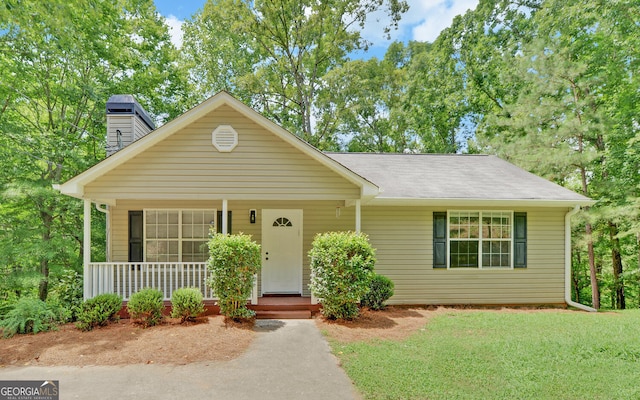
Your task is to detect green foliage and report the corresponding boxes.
[360,274,394,310]
[309,232,376,320]
[207,233,261,320]
[330,310,640,399]
[170,287,205,323]
[0,297,57,338]
[75,293,122,332]
[127,288,164,328]
[0,0,186,302]
[181,0,408,148]
[49,269,83,322]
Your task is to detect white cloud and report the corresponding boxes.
[410,0,479,42]
[360,0,479,46]
[165,14,184,49]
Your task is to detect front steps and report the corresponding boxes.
[250,295,320,319]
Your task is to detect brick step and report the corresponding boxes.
[255,310,312,319]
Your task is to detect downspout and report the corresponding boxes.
[95,203,111,262]
[565,205,597,312]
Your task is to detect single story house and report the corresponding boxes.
[56,91,595,311]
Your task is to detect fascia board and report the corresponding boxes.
[365,197,596,208]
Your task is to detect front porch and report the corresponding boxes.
[88,262,321,318]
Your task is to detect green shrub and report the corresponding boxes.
[0,297,57,338]
[171,287,205,322]
[50,269,83,322]
[207,233,261,320]
[76,293,122,331]
[127,288,164,327]
[309,231,376,320]
[360,274,394,310]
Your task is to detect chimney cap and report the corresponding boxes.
[106,94,155,130]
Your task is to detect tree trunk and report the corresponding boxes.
[585,222,600,309]
[572,250,582,303]
[38,211,53,301]
[608,222,625,309]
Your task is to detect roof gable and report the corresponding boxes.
[58,92,379,203]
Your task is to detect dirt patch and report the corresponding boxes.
[0,316,254,367]
[316,306,435,343]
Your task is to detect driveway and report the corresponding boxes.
[0,319,360,400]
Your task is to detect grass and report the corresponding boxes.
[328,309,640,399]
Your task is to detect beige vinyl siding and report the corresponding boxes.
[106,115,133,152]
[86,105,360,200]
[133,116,152,141]
[362,206,567,305]
[109,201,567,304]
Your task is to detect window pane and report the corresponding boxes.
[450,240,479,268]
[182,240,208,262]
[482,240,510,268]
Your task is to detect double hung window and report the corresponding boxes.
[448,211,512,268]
[144,209,216,262]
[433,210,526,269]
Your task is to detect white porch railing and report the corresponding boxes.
[84,262,258,304]
[85,262,259,303]
[86,262,210,300]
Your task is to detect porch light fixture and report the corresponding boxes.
[250,209,256,224]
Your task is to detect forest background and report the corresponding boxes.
[0,0,638,310]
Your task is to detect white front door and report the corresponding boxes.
[261,209,303,294]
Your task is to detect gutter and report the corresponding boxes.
[565,205,597,312]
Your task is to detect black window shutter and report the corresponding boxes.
[433,212,447,268]
[514,212,527,268]
[216,211,232,234]
[128,211,143,262]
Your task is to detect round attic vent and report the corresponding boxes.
[212,125,238,152]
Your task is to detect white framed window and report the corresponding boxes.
[144,209,216,262]
[448,211,513,269]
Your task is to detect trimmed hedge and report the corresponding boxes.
[171,287,205,322]
[361,274,394,310]
[76,293,122,331]
[207,233,261,320]
[309,231,376,320]
[127,288,164,327]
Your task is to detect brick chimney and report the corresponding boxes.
[105,95,155,156]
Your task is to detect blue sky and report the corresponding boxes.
[154,0,479,59]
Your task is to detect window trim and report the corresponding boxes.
[446,210,514,270]
[143,208,216,262]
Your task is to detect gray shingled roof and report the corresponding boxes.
[325,153,590,202]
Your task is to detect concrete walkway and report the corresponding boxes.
[0,320,360,400]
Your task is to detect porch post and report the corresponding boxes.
[355,199,361,233]
[83,199,91,300]
[222,199,228,234]
[251,274,258,305]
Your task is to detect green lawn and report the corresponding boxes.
[328,309,640,400]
